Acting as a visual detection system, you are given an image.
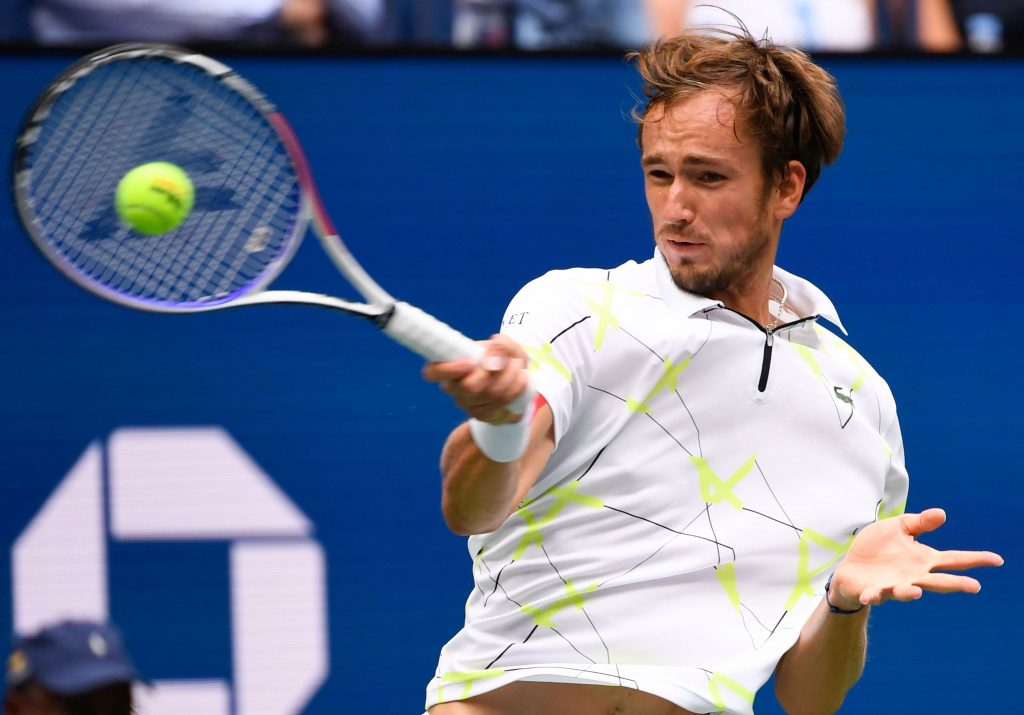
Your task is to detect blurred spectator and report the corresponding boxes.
[451,0,965,50]
[4,620,141,715]
[951,0,1024,51]
[679,0,876,51]
[676,1,962,52]
[26,0,384,47]
[383,0,454,45]
[8,0,1014,49]
[453,0,650,48]
[876,0,963,50]
[0,0,33,41]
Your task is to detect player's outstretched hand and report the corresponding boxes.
[828,508,1004,610]
[422,334,530,425]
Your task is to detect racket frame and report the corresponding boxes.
[12,43,534,458]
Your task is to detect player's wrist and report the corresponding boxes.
[824,573,865,614]
[468,389,540,462]
[469,417,530,462]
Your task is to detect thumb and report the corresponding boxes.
[902,508,946,538]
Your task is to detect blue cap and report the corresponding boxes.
[6,621,140,696]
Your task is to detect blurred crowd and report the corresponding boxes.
[0,0,1021,50]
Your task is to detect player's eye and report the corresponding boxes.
[700,172,726,183]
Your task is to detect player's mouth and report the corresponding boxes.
[663,237,708,257]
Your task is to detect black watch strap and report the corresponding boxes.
[825,574,865,615]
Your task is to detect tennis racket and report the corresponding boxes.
[12,43,503,369]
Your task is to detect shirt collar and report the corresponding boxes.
[771,264,847,334]
[650,250,848,335]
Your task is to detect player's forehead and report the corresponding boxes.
[641,90,758,165]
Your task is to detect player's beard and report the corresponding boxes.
[660,198,775,298]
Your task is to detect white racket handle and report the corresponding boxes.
[383,301,534,462]
[383,301,484,362]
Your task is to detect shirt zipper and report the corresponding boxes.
[758,331,774,393]
[708,307,819,394]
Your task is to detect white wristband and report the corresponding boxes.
[469,417,531,462]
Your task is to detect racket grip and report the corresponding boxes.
[382,301,484,362]
[384,301,533,462]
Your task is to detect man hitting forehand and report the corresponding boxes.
[422,30,1003,715]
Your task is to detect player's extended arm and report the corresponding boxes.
[773,509,1003,715]
[423,334,555,535]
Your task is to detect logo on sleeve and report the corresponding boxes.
[502,311,529,327]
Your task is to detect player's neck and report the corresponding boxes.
[708,271,779,330]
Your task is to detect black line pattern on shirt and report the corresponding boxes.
[742,507,803,535]
[576,447,606,482]
[499,665,641,689]
[485,625,538,669]
[705,501,723,565]
[550,315,591,345]
[602,505,737,560]
[447,274,881,706]
[542,544,611,663]
[595,532,682,590]
[620,326,664,361]
[754,461,798,535]
[551,627,597,663]
[478,553,522,609]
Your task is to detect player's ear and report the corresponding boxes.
[774,160,806,220]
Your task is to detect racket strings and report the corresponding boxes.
[187,87,292,299]
[20,53,303,309]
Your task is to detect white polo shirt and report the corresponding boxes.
[426,253,909,714]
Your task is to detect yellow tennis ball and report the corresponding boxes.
[115,162,194,235]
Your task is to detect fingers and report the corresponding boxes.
[422,335,531,423]
[422,358,477,384]
[859,584,896,606]
[860,583,922,605]
[863,573,987,605]
[901,508,947,537]
[933,549,1005,571]
[458,360,529,422]
[914,573,982,595]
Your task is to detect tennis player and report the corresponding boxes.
[423,30,1003,715]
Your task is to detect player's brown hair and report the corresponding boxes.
[630,30,846,199]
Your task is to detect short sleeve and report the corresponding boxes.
[877,399,910,522]
[498,271,596,445]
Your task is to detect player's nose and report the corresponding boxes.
[663,180,695,223]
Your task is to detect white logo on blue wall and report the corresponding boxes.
[11,427,328,715]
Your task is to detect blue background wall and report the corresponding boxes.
[1,52,1021,713]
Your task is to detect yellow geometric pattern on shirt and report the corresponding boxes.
[572,278,644,351]
[436,668,505,703]
[844,343,867,392]
[513,481,604,560]
[708,671,756,710]
[784,528,855,610]
[688,454,757,510]
[626,356,693,414]
[876,498,906,521]
[811,324,870,394]
[522,342,572,382]
[521,579,599,628]
[879,433,893,458]
[792,343,825,384]
[808,327,896,457]
[469,549,487,615]
[715,563,742,612]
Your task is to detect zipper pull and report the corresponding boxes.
[758,330,775,393]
